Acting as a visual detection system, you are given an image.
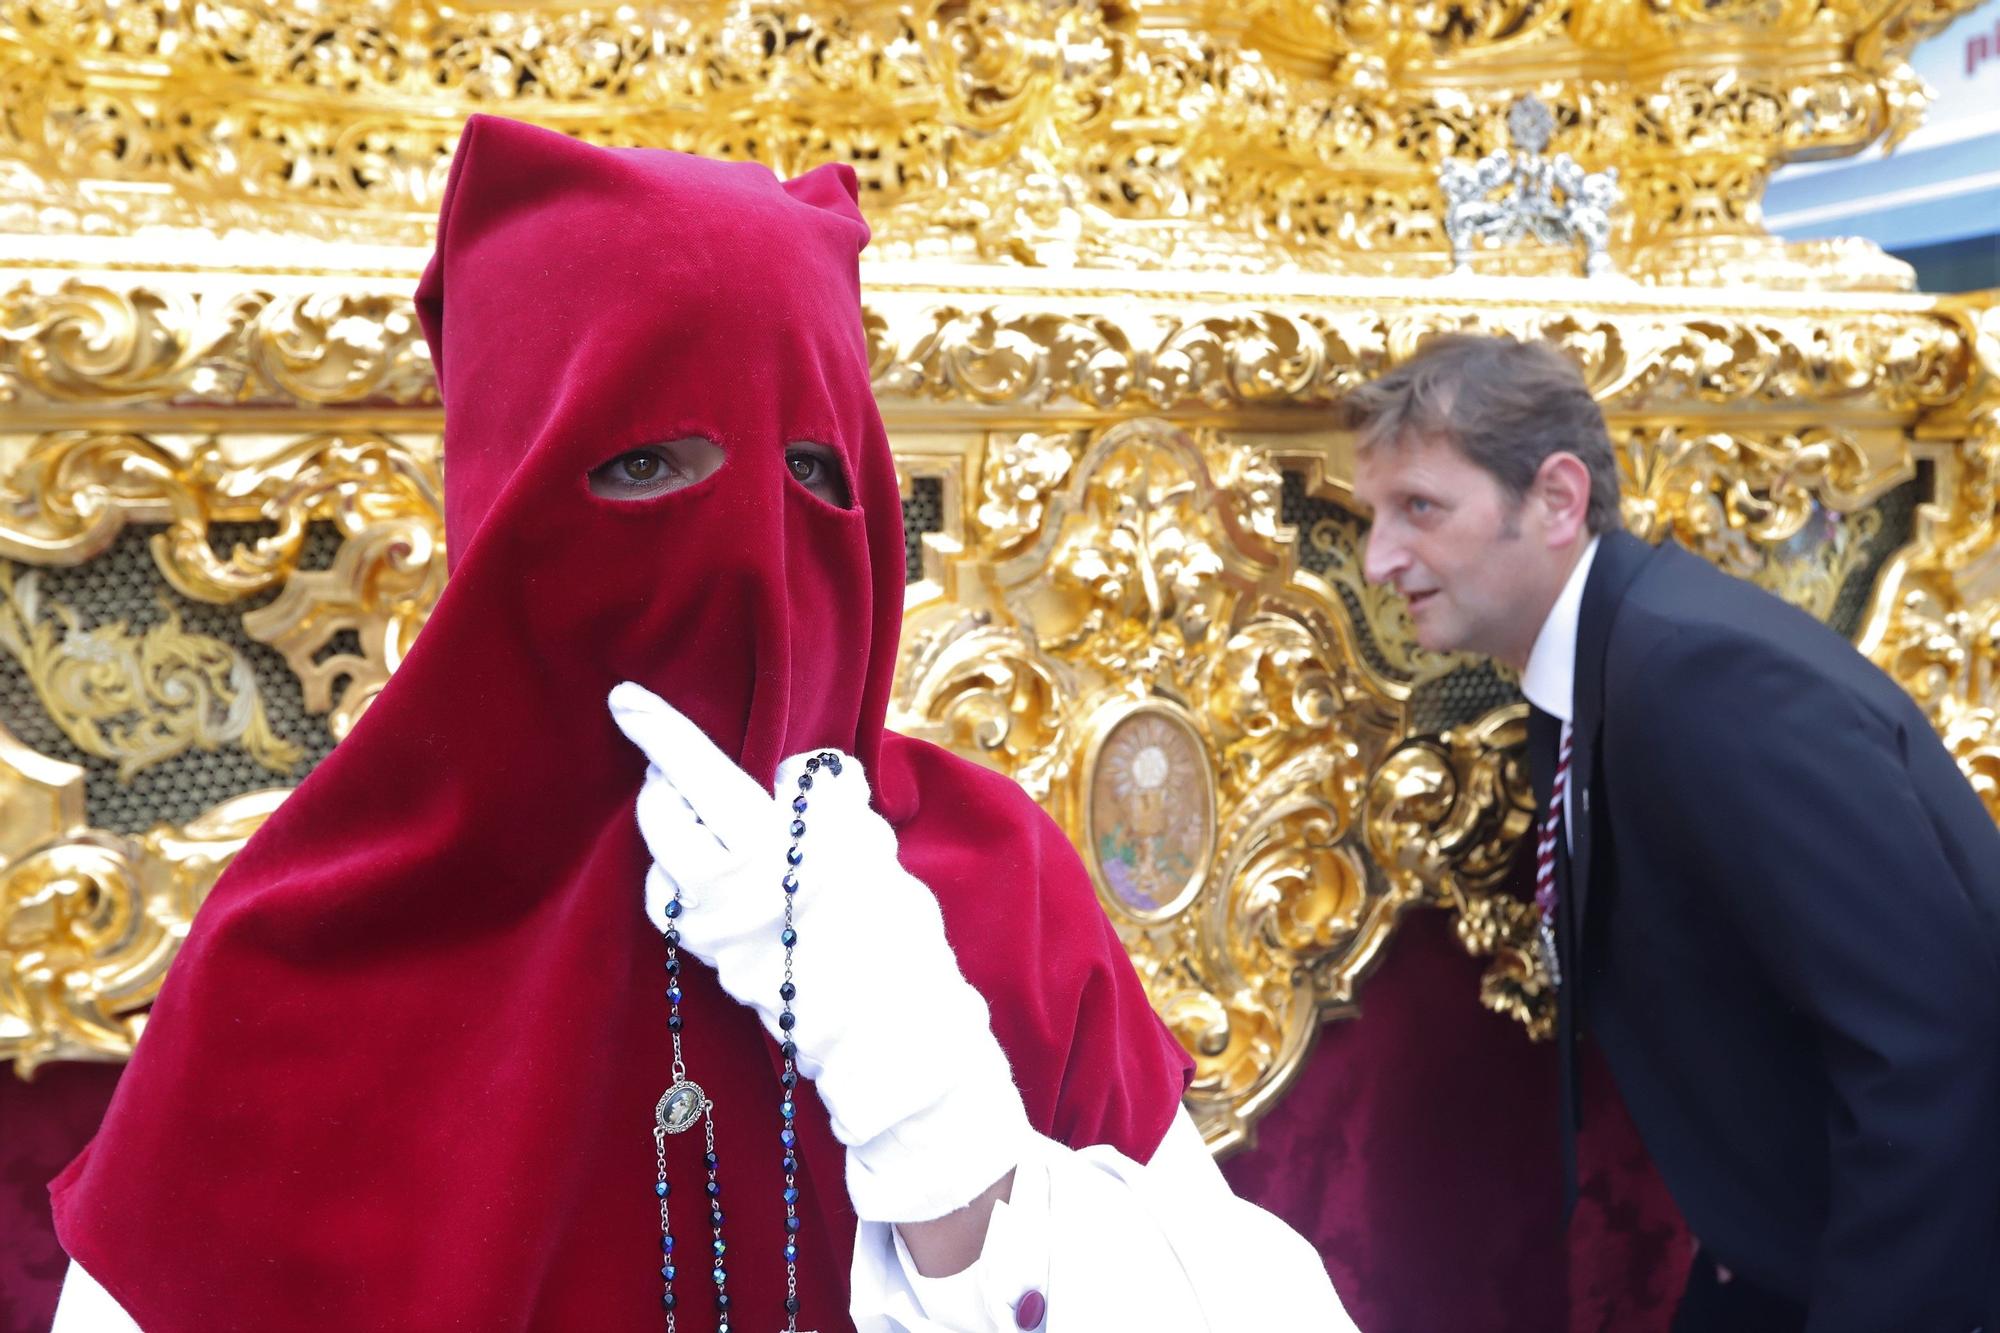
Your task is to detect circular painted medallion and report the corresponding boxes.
[655,1080,706,1135]
[1085,700,1216,921]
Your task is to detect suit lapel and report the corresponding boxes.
[1567,530,1650,954]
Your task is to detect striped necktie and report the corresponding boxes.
[1535,721,1573,989]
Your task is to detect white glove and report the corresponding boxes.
[609,682,1034,1224]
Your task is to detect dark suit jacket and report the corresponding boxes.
[1536,530,2000,1332]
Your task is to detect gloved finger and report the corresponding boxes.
[636,766,738,886]
[609,681,770,850]
[773,747,873,818]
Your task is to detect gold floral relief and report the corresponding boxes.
[0,562,302,781]
[892,419,1540,1146]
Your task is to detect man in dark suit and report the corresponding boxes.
[1349,333,2000,1332]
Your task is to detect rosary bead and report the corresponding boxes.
[797,773,813,791]
[714,1238,727,1257]
[787,1295,802,1315]
[713,1266,727,1286]
[781,1154,798,1173]
[784,1216,802,1233]
[705,1151,719,1170]
[667,1014,683,1032]
[663,1236,676,1253]
[792,794,808,813]
[805,757,820,773]
[664,927,680,947]
[781,1040,797,1060]
[782,872,798,893]
[781,1070,797,1088]
[780,1128,797,1149]
[717,1292,731,1310]
[706,1180,721,1197]
[664,957,681,976]
[655,1181,669,1199]
[778,1011,796,1031]
[780,1100,795,1120]
[666,986,682,1004]
[662,1292,676,1311]
[790,819,806,838]
[785,846,803,867]
[825,756,842,776]
[662,1264,676,1280]
[780,927,798,947]
[785,1241,798,1262]
[779,981,796,1001]
[784,1187,799,1205]
[664,899,682,919]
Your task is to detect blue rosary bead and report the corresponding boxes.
[662,1292,676,1310]
[781,927,798,947]
[664,899,682,919]
[712,1266,727,1286]
[824,755,842,776]
[780,1040,797,1060]
[780,1128,797,1149]
[782,1154,798,1173]
[704,1151,719,1170]
[713,1238,726,1257]
[786,1295,802,1315]
[706,1179,721,1197]
[778,1010,795,1031]
[667,1014,682,1032]
[782,871,797,893]
[785,1241,798,1262]
[797,773,813,791]
[805,757,820,773]
[779,981,796,1001]
[717,1292,732,1311]
[781,1070,797,1088]
[792,794,808,813]
[785,1215,802,1233]
[790,819,806,838]
[664,957,681,975]
[655,1181,669,1199]
[785,846,803,867]
[664,927,679,947]
[667,985,682,1004]
[662,1263,676,1280]
[663,1235,675,1253]
[784,1186,799,1205]
[711,1207,723,1225]
[780,1099,795,1120]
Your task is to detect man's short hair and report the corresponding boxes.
[1345,334,1624,535]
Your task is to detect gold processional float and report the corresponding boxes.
[1,0,1996,1153]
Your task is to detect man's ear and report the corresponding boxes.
[1534,451,1593,545]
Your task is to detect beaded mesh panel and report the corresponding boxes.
[0,523,343,834]
[901,477,943,585]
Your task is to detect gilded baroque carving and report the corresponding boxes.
[1861,295,2000,820]
[0,563,302,780]
[894,420,1536,1145]
[0,430,444,737]
[0,0,1980,285]
[1,785,285,1076]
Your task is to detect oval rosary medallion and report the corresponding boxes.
[654,1079,706,1135]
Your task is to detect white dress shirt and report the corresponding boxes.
[1518,536,1600,843]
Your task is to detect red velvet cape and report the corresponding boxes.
[51,115,1191,1333]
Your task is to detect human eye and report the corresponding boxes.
[785,443,852,509]
[586,438,724,501]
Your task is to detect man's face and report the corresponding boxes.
[1353,435,1554,667]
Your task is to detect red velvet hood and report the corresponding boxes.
[51,115,1190,1333]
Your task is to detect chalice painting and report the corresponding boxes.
[1085,702,1216,921]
